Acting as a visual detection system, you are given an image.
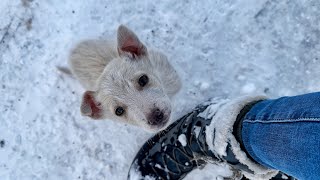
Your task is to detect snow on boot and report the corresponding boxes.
[127,96,281,180]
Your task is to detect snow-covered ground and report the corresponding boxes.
[1,0,320,179]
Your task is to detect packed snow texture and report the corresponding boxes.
[1,0,320,179]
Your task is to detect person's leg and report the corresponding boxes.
[242,92,320,180]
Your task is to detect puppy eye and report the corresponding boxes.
[115,107,125,116]
[138,74,149,87]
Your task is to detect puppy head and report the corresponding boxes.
[80,25,172,132]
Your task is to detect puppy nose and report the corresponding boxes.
[154,109,164,120]
[148,108,166,125]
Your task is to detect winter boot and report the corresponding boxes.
[127,96,296,180]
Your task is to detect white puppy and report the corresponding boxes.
[69,25,181,131]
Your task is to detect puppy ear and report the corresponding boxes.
[81,91,102,119]
[117,25,147,58]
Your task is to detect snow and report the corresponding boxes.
[128,161,155,180]
[178,134,187,146]
[185,163,233,180]
[282,174,289,179]
[1,0,320,180]
[193,126,201,138]
[154,164,170,179]
[241,83,256,94]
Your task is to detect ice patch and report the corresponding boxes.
[178,134,187,146]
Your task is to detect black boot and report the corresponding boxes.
[128,105,219,180]
[127,97,297,180]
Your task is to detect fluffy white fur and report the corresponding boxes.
[69,25,181,131]
[200,96,279,180]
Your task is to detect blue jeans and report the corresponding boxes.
[242,92,320,180]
